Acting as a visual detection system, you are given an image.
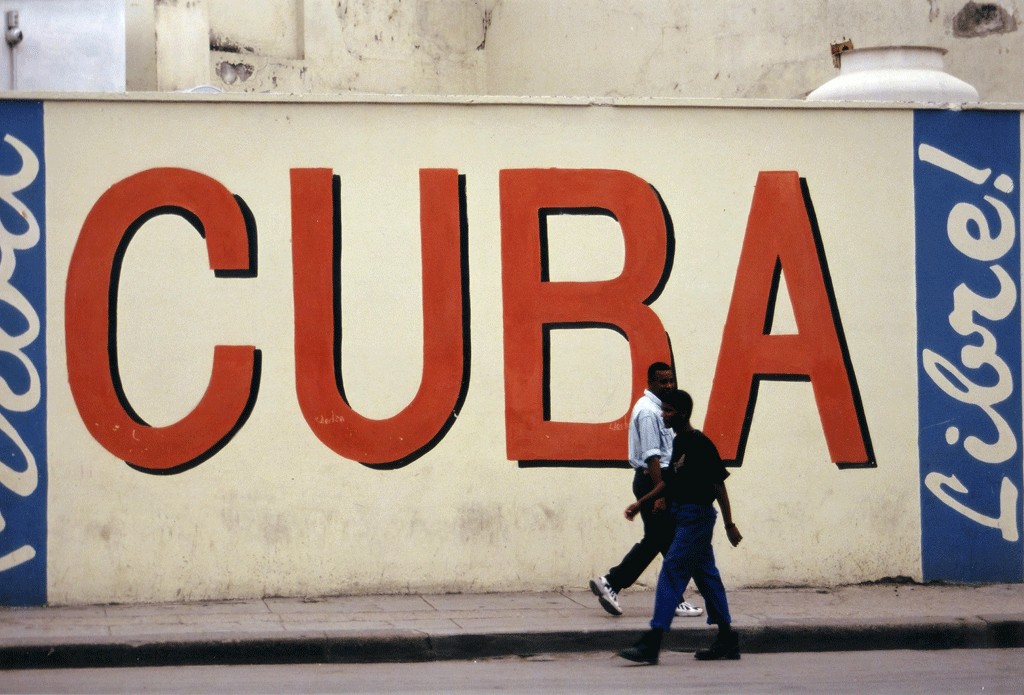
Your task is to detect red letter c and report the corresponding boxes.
[65,168,260,473]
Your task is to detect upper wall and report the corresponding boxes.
[127,0,1024,102]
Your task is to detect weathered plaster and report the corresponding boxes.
[125,0,1024,100]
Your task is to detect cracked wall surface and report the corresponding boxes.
[128,0,1024,101]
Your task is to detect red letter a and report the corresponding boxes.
[704,172,874,468]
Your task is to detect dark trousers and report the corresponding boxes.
[605,468,676,593]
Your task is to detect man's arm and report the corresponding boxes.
[713,482,743,547]
[625,456,665,520]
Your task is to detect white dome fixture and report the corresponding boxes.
[806,45,979,103]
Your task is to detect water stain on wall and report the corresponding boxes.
[953,2,1018,37]
[210,34,255,54]
[457,503,506,544]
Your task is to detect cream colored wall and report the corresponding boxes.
[46,98,920,604]
[126,0,156,91]
[153,0,211,91]
[126,0,1023,102]
[483,0,1018,99]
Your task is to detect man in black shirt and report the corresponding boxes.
[619,389,744,665]
[590,363,701,618]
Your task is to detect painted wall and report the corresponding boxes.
[125,0,1024,102]
[0,96,1021,607]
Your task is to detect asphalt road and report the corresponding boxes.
[3,648,1022,694]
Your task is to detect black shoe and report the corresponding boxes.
[694,630,740,660]
[618,629,662,665]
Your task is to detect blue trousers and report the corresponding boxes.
[651,503,732,630]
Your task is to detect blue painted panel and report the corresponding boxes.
[0,100,46,605]
[915,110,1023,582]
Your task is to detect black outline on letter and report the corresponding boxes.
[109,201,261,475]
[519,185,675,469]
[330,174,472,470]
[727,180,874,469]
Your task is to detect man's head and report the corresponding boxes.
[647,361,676,399]
[660,389,694,431]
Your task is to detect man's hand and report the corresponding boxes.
[625,501,641,521]
[652,498,666,514]
[726,524,743,547]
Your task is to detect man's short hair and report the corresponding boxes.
[647,361,673,382]
[661,389,693,421]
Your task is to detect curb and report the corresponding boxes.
[2,616,1021,669]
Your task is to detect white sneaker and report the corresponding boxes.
[589,576,622,616]
[675,600,704,617]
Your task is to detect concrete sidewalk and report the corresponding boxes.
[1,582,1022,669]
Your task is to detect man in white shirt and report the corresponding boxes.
[589,362,702,618]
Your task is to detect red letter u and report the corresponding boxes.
[290,169,470,468]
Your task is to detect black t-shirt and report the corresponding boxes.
[665,429,729,506]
